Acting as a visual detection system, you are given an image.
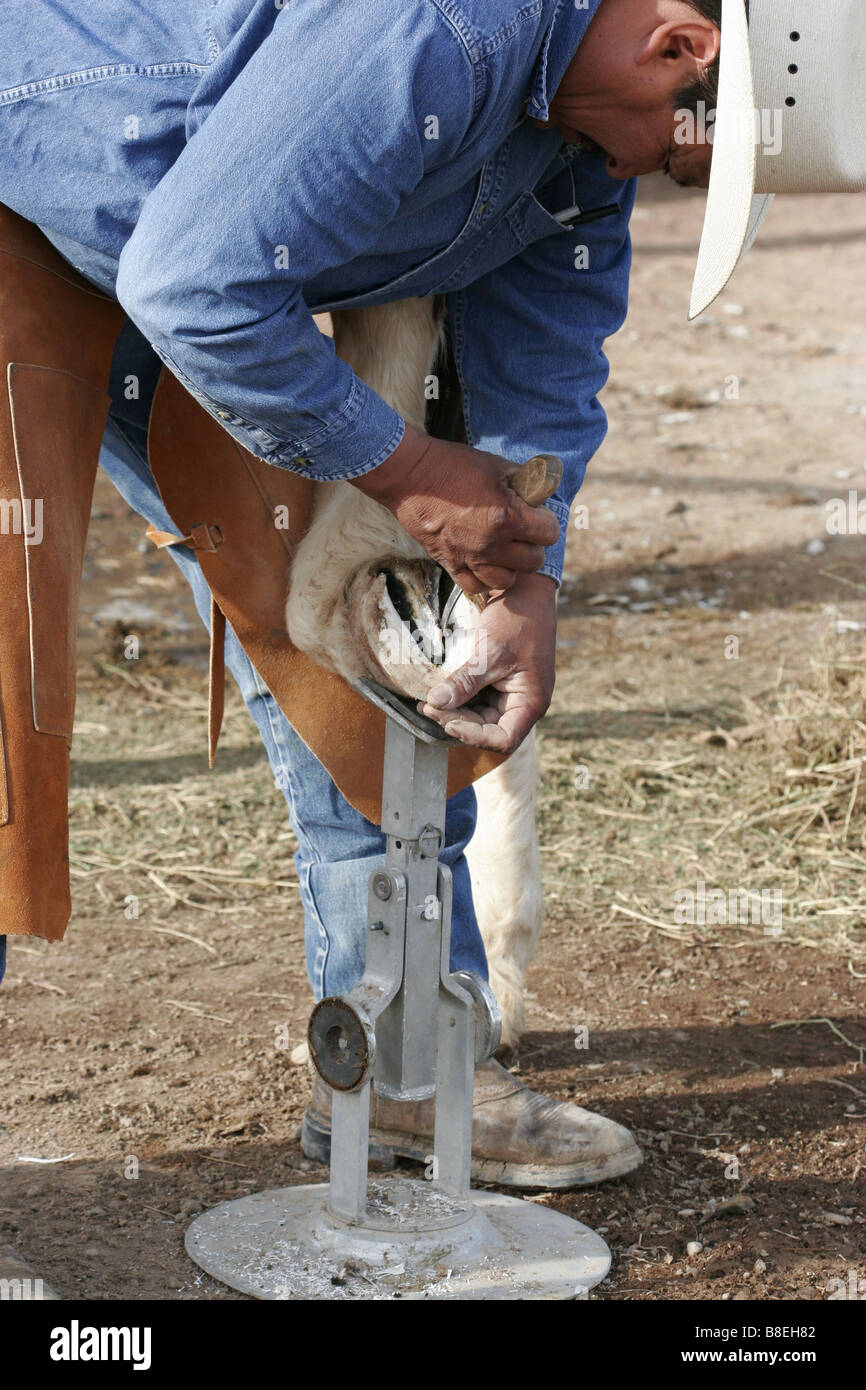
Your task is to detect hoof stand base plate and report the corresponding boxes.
[186,1176,610,1301]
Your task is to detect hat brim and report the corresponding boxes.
[688,0,774,319]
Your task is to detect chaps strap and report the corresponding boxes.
[144,523,228,766]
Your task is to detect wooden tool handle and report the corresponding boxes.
[508,454,563,507]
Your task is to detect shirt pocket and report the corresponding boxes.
[505,190,572,247]
[430,189,571,294]
[316,151,506,311]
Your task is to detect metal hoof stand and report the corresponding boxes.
[186,680,610,1300]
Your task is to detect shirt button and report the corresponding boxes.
[216,409,231,420]
[293,455,311,468]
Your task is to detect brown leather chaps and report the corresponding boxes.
[0,209,123,941]
[0,206,499,944]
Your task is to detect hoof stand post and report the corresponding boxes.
[186,681,610,1299]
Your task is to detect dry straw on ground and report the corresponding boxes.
[536,623,866,971]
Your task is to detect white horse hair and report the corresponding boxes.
[286,297,543,1045]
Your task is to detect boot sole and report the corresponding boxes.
[301,1108,643,1190]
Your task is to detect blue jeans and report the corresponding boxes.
[0,323,487,993]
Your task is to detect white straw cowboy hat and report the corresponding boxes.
[690,0,866,319]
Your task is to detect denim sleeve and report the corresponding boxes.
[115,0,475,480]
[448,161,636,585]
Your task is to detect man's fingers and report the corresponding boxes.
[509,498,561,548]
[451,567,488,598]
[419,698,494,730]
[438,706,533,753]
[424,658,491,712]
[481,541,548,574]
[454,564,515,594]
[419,681,536,753]
[452,538,548,591]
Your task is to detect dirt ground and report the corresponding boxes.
[1,177,864,1301]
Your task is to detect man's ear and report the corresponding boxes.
[635,20,721,73]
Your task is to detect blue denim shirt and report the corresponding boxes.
[0,0,635,583]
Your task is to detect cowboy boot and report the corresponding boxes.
[0,206,123,940]
[301,1058,642,1189]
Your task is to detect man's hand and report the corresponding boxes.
[418,571,557,752]
[352,424,560,595]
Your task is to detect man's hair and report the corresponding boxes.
[675,1,724,114]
